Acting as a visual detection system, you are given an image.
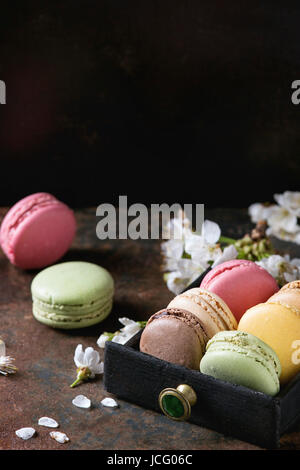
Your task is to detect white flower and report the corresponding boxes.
[256,254,300,286]
[97,333,111,349]
[70,344,104,388]
[97,318,145,348]
[161,239,184,270]
[212,244,238,268]
[184,231,222,265]
[201,219,221,244]
[162,208,191,240]
[165,258,206,295]
[267,206,299,234]
[274,191,300,217]
[161,213,229,293]
[249,192,300,244]
[0,339,17,376]
[248,203,275,223]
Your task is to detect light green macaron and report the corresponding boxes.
[200,330,281,396]
[31,261,114,329]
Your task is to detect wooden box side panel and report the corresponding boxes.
[279,373,300,434]
[104,341,280,449]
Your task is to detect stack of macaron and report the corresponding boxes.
[0,193,114,329]
[140,259,293,396]
[238,280,300,385]
[140,289,237,369]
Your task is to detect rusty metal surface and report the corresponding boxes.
[0,206,299,450]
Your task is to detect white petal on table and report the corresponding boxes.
[38,417,59,428]
[72,394,91,409]
[15,427,36,440]
[101,397,119,408]
[50,431,70,443]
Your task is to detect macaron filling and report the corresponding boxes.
[33,296,113,325]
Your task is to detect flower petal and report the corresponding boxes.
[101,397,118,408]
[38,417,59,428]
[212,244,238,268]
[72,395,91,409]
[201,220,221,244]
[74,344,84,368]
[15,427,36,440]
[0,339,6,357]
[50,431,69,443]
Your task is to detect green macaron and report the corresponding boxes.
[31,261,114,329]
[200,331,281,396]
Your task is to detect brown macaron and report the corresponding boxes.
[139,308,209,369]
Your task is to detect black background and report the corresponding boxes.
[0,1,300,208]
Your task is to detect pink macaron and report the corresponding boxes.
[200,259,279,322]
[0,193,76,269]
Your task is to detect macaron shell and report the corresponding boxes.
[200,349,279,396]
[0,193,76,269]
[12,204,75,269]
[140,315,203,369]
[268,281,300,312]
[145,308,209,356]
[238,302,300,384]
[201,259,279,322]
[31,261,114,329]
[167,288,237,338]
[195,289,237,330]
[32,298,112,329]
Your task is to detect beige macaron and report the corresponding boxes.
[267,280,300,313]
[167,288,237,338]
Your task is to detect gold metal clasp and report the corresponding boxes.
[158,384,197,421]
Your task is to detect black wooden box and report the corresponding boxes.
[103,271,300,449]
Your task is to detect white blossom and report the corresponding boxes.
[248,203,275,223]
[274,191,300,217]
[70,344,104,388]
[249,192,300,244]
[161,212,236,293]
[256,254,300,286]
[212,244,239,268]
[164,258,207,295]
[0,339,17,376]
[97,318,145,348]
[96,333,110,349]
[201,219,221,244]
[74,345,103,377]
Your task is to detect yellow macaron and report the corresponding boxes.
[238,301,300,385]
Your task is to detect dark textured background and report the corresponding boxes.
[0,1,300,207]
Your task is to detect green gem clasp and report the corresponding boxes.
[162,394,185,419]
[158,384,197,421]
